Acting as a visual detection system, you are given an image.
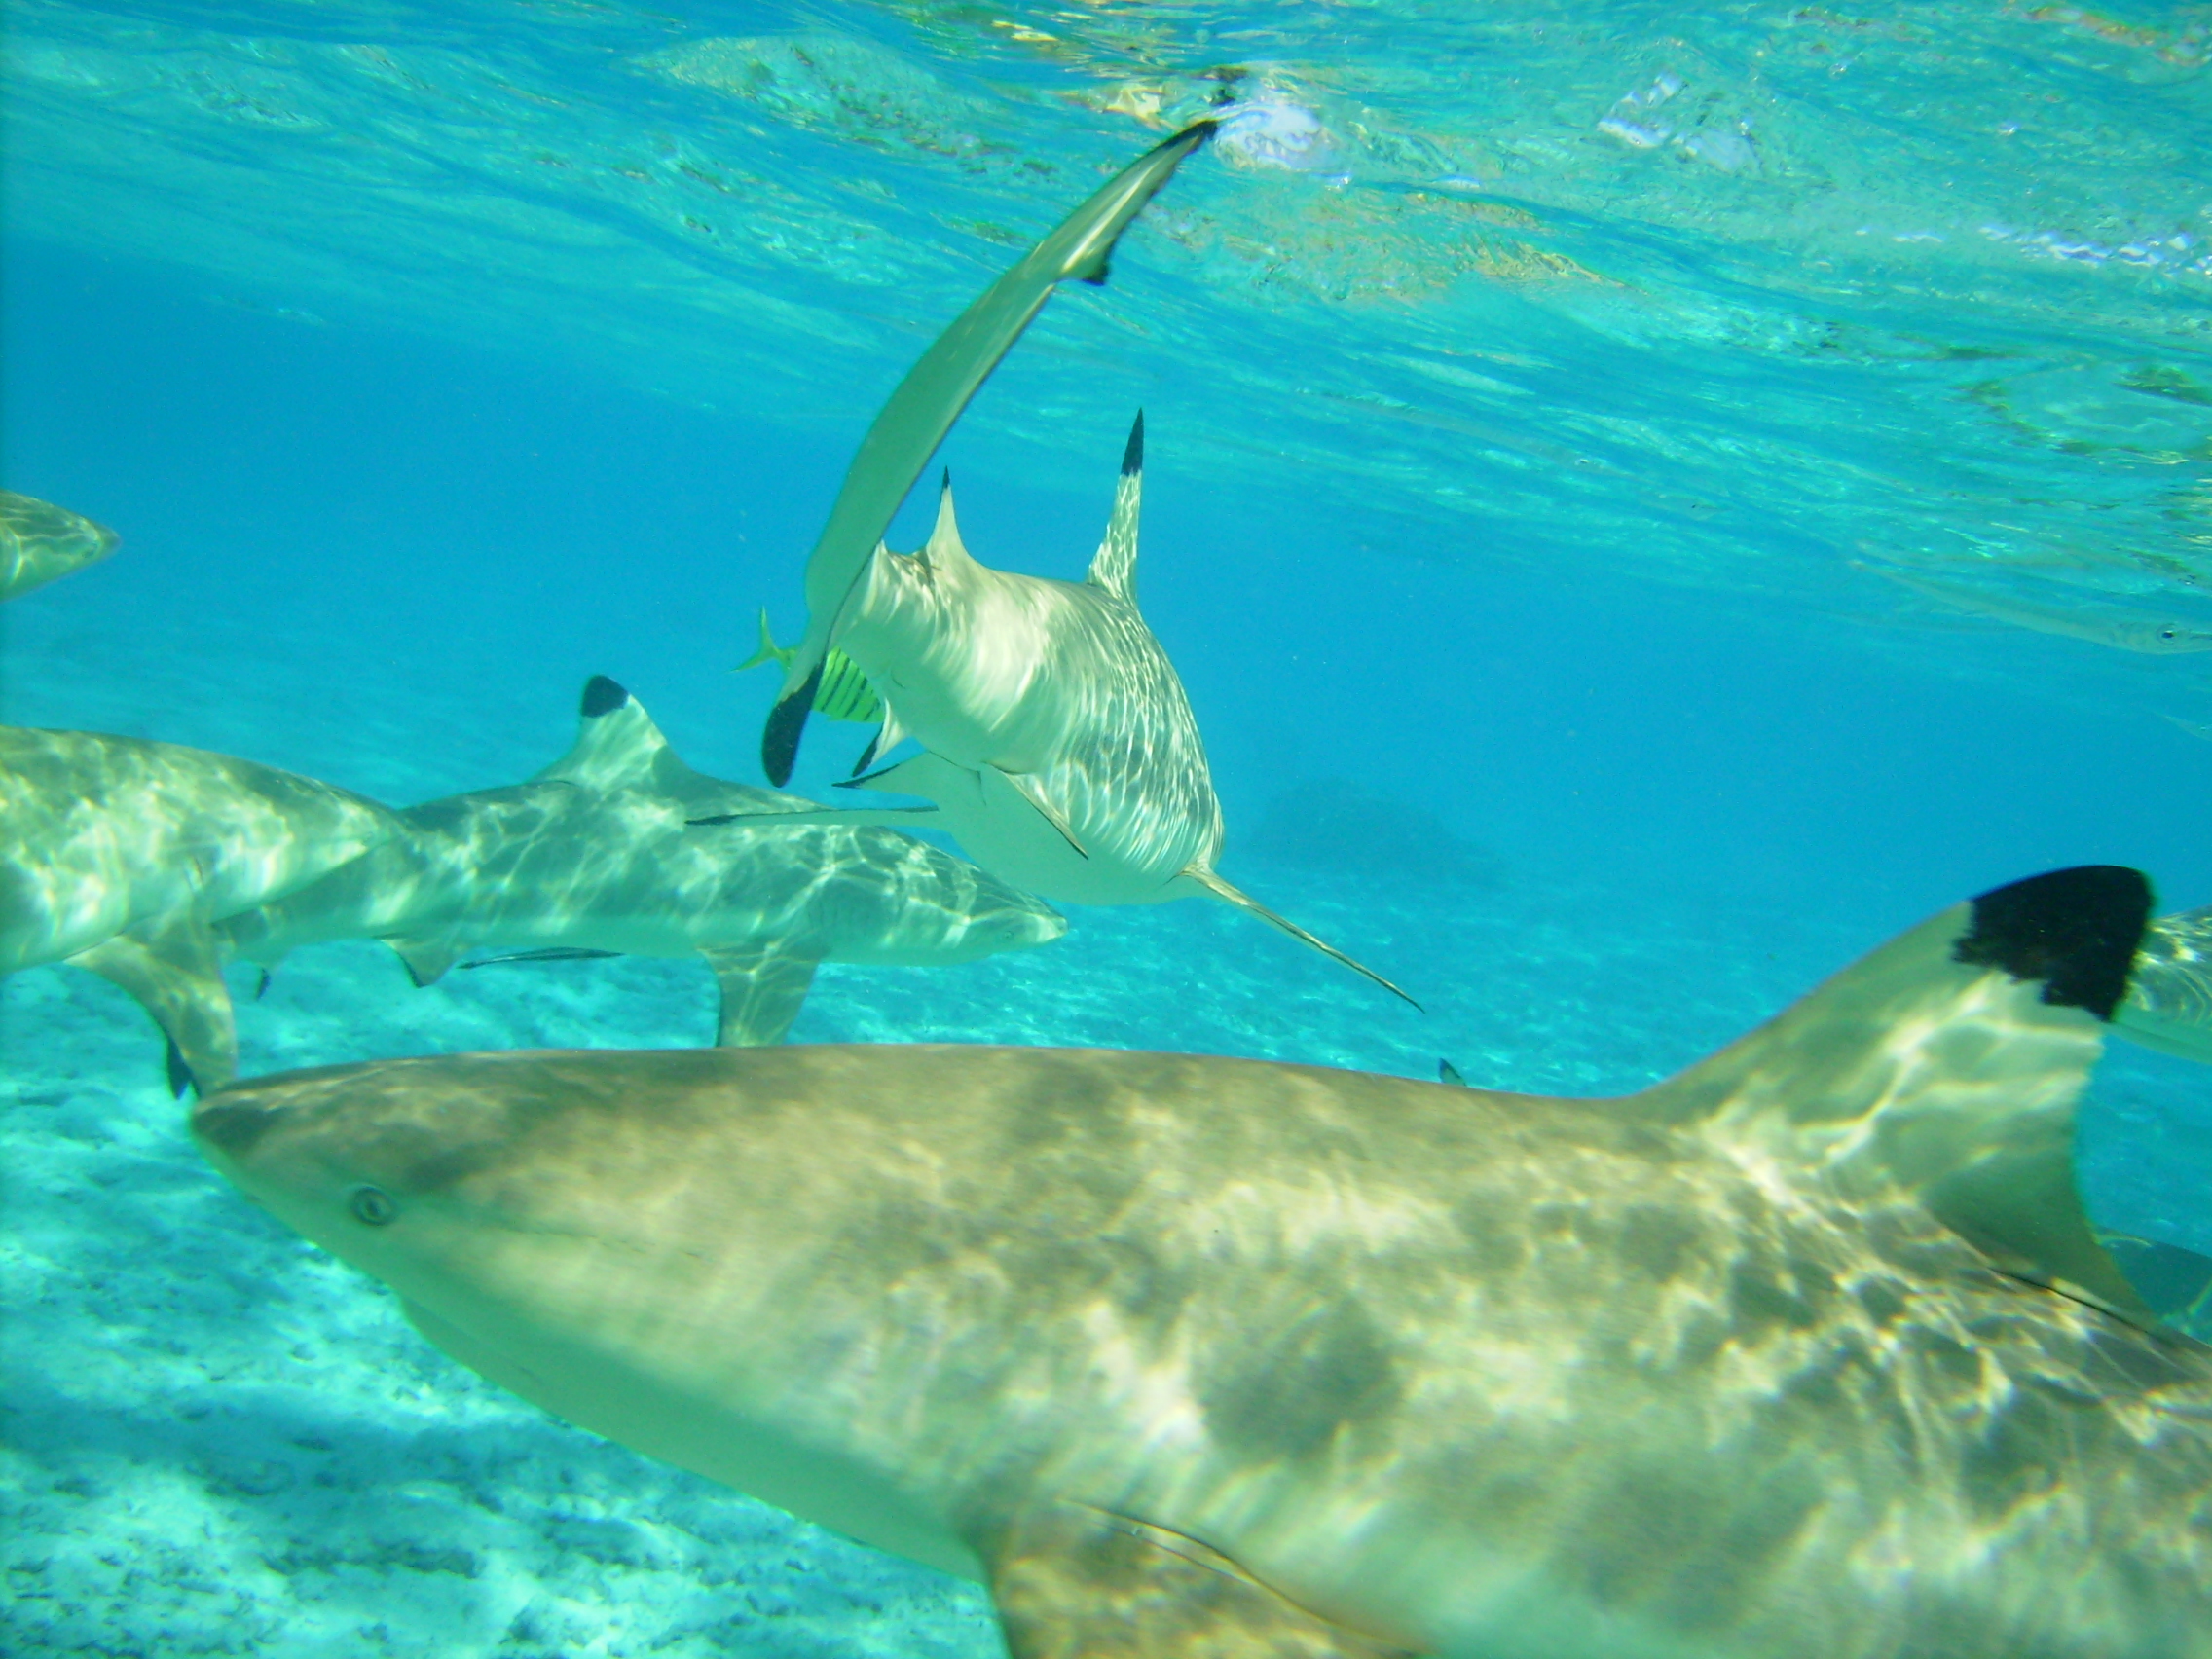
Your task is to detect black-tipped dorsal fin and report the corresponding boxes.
[1639,866,2160,1327]
[535,675,677,793]
[1087,410,1144,605]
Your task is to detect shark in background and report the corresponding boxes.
[0,725,402,1093]
[1,490,119,602]
[730,120,1411,1005]
[196,866,2210,1659]
[220,676,1066,1047]
[718,422,1412,1004]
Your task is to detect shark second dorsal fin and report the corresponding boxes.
[1640,866,2165,1329]
[534,675,676,793]
[922,472,977,572]
[1086,410,1144,606]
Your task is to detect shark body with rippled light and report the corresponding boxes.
[1,726,401,1092]
[220,677,1065,1047]
[197,866,2211,1658]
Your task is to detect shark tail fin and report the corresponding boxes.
[1184,865,1420,1012]
[1086,410,1144,605]
[735,609,791,674]
[1637,866,2173,1332]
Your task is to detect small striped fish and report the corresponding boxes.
[736,610,881,724]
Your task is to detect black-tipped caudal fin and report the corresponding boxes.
[1184,866,1419,1011]
[761,658,824,787]
[1640,866,2165,1329]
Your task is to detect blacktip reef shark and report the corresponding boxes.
[2113,899,2212,1063]
[1856,558,2212,654]
[218,676,1065,1047]
[0,726,401,1093]
[1,490,119,601]
[727,121,1411,1004]
[196,866,2212,1658]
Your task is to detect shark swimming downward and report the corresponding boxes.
[221,676,1066,1047]
[720,120,1411,1005]
[196,866,2212,1658]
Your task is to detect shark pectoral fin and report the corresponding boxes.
[384,936,463,988]
[1183,866,1420,1012]
[1641,866,2168,1332]
[699,942,822,1047]
[66,916,239,1096]
[990,768,1088,860]
[988,1502,1413,1659]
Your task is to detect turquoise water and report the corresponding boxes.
[4,2,2211,1652]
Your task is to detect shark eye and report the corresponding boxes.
[349,1185,399,1227]
[2160,626,2180,640]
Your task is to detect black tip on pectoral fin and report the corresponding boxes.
[581,675,630,718]
[1122,410,1144,477]
[761,662,823,788]
[1954,865,2153,1022]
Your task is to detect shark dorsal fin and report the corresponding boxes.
[1087,411,1144,606]
[921,472,977,572]
[533,675,677,793]
[1638,866,2164,1328]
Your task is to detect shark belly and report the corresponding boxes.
[399,1293,988,1581]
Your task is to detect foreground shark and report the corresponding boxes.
[195,866,2212,1658]
[220,677,1066,1046]
[2115,900,2212,1063]
[1,490,119,601]
[0,726,400,1092]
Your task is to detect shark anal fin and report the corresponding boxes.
[988,1502,1410,1659]
[67,915,239,1096]
[1184,866,1419,1012]
[699,942,822,1047]
[993,769,1088,860]
[385,936,463,988]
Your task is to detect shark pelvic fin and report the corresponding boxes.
[1641,866,2166,1331]
[700,941,823,1047]
[991,768,1088,860]
[989,1501,1410,1659]
[1183,866,1419,1011]
[385,935,464,988]
[67,914,239,1097]
[1086,410,1144,606]
[764,120,1215,788]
